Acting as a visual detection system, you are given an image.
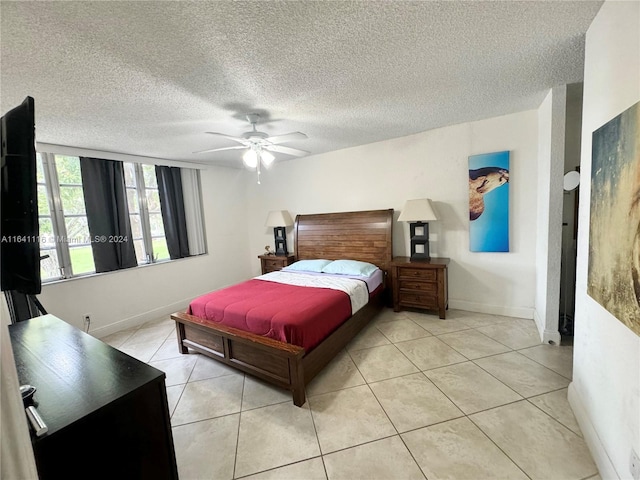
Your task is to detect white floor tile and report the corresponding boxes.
[375,318,431,343]
[424,361,522,414]
[518,344,574,379]
[323,436,425,480]
[241,457,327,480]
[306,350,365,397]
[171,375,243,426]
[470,401,598,480]
[395,336,467,370]
[189,353,242,382]
[438,329,512,359]
[528,388,582,436]
[242,375,291,410]
[149,355,198,387]
[172,414,239,480]
[370,373,463,432]
[235,402,320,477]
[405,314,473,335]
[345,325,391,351]
[349,344,418,382]
[402,417,528,480]
[309,385,396,454]
[474,352,570,397]
[477,320,541,350]
[166,383,185,417]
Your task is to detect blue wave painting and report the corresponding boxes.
[469,151,510,252]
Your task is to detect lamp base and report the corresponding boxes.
[409,222,430,261]
[273,226,288,256]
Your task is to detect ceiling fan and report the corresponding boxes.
[194,114,309,183]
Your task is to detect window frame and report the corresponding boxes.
[127,162,169,264]
[37,153,187,284]
[37,154,62,281]
[39,153,75,279]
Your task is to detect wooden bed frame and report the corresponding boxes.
[171,209,393,406]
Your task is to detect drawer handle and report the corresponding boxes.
[26,405,48,437]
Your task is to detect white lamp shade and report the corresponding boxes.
[243,149,258,168]
[261,150,275,167]
[265,210,294,227]
[398,198,438,222]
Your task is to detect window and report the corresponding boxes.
[55,156,95,275]
[123,163,169,263]
[37,154,201,282]
[36,154,61,281]
[37,154,96,278]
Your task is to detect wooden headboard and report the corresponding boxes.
[294,209,394,273]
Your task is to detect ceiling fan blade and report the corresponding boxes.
[265,132,308,145]
[264,145,309,157]
[205,132,249,145]
[193,145,247,154]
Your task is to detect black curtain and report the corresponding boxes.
[155,166,190,259]
[80,157,137,273]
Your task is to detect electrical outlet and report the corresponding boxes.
[631,449,640,480]
[83,314,91,333]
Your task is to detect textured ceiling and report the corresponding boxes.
[0,1,603,168]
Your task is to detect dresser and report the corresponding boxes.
[258,254,295,274]
[9,314,178,480]
[390,256,449,319]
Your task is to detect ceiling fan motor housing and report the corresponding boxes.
[242,131,269,140]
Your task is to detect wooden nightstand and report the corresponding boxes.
[258,254,295,274]
[390,256,449,319]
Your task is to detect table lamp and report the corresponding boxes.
[398,199,438,261]
[265,210,294,256]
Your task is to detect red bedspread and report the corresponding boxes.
[187,278,353,351]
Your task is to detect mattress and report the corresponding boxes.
[187,271,380,351]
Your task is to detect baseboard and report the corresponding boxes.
[90,296,194,339]
[568,382,618,479]
[448,299,534,319]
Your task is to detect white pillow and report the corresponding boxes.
[282,259,332,273]
[321,259,379,277]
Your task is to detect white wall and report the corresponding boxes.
[535,87,566,344]
[569,1,640,478]
[37,165,252,337]
[245,110,540,318]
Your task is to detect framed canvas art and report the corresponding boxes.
[468,151,510,252]
[588,100,640,335]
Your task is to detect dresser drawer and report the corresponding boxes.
[398,268,436,282]
[399,292,437,308]
[259,254,294,275]
[399,279,437,294]
[264,259,283,272]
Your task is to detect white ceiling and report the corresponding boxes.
[0,1,603,168]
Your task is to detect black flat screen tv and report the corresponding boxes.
[1,96,41,294]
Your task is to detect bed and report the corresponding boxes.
[170,208,393,406]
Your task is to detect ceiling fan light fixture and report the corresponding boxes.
[261,150,275,167]
[243,148,258,168]
[197,114,308,182]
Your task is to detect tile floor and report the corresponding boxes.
[102,308,600,480]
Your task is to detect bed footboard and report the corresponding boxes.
[171,287,385,407]
[172,311,307,405]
